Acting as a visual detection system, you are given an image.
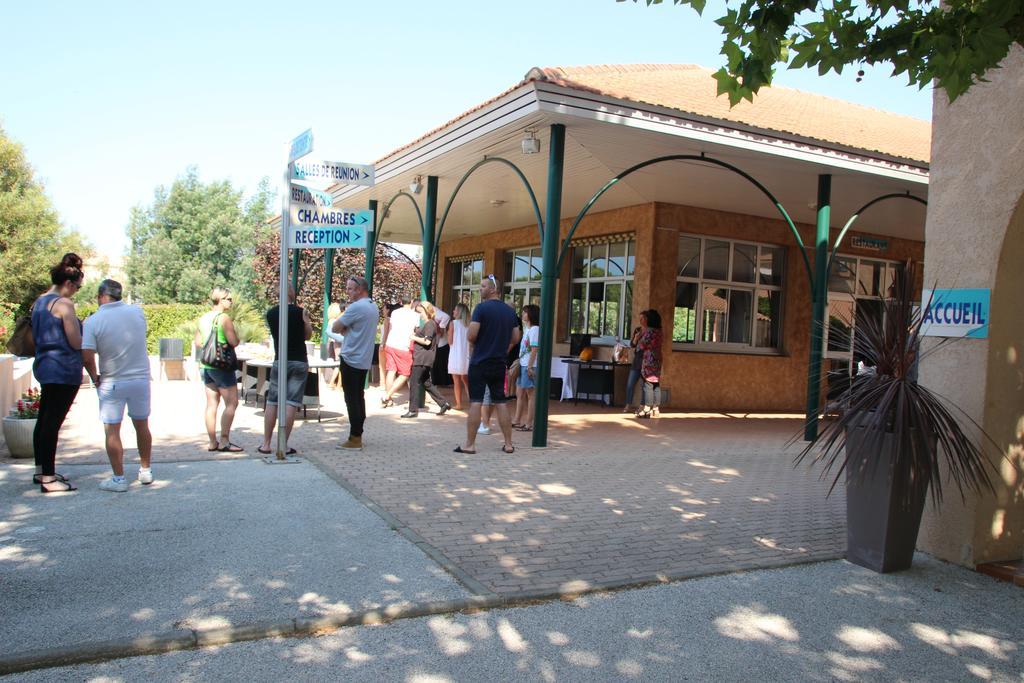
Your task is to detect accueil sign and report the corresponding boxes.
[920,288,990,339]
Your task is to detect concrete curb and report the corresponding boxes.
[0,556,845,676]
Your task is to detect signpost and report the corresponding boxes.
[269,129,375,463]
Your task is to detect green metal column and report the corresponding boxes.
[291,250,300,292]
[421,176,438,301]
[533,124,565,448]
[804,174,832,441]
[365,199,378,294]
[321,248,334,358]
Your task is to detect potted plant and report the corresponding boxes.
[3,388,40,458]
[796,262,997,573]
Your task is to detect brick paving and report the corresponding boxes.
[6,377,846,598]
[300,386,847,597]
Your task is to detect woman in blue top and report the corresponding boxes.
[31,253,85,493]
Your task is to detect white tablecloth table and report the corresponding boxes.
[550,357,577,401]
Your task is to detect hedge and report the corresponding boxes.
[78,303,207,355]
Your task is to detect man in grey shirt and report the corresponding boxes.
[333,276,380,451]
[81,279,153,492]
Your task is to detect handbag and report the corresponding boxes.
[200,314,238,370]
[6,314,34,356]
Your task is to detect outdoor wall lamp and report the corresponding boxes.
[521,129,541,155]
[410,176,423,194]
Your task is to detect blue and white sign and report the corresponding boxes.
[291,159,375,187]
[920,289,990,339]
[288,128,314,163]
[288,226,367,249]
[289,205,372,228]
[289,183,333,208]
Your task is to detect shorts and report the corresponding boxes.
[517,368,535,390]
[384,346,413,377]
[202,367,237,389]
[266,361,308,408]
[98,378,151,424]
[468,359,510,404]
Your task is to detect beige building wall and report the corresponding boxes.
[918,47,1024,565]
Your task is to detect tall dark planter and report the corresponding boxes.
[844,426,931,573]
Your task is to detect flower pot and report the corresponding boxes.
[2,416,36,458]
[844,424,931,573]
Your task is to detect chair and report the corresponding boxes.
[158,338,185,380]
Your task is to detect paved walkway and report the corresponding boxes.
[306,408,845,596]
[13,555,1024,682]
[3,378,846,600]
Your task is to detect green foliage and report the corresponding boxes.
[0,125,90,311]
[171,301,270,349]
[126,168,275,304]
[624,0,1024,104]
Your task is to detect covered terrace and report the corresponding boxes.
[309,64,930,447]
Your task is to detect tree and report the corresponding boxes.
[126,168,274,304]
[252,233,422,332]
[0,125,88,312]
[625,0,1024,104]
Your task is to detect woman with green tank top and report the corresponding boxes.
[194,287,242,452]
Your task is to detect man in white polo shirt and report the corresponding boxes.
[82,279,153,492]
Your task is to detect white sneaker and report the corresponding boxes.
[138,468,154,485]
[99,477,128,493]
[477,424,491,435]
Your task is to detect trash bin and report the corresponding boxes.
[158,338,185,380]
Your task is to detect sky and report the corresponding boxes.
[1,0,932,258]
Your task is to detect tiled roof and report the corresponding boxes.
[530,64,930,164]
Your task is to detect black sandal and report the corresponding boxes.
[40,479,77,493]
[33,473,68,484]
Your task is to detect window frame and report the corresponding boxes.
[673,234,786,355]
[503,247,543,310]
[450,258,483,312]
[567,239,636,344]
[824,254,905,366]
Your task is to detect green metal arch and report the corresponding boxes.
[433,157,544,265]
[376,191,425,251]
[557,154,813,288]
[827,193,928,277]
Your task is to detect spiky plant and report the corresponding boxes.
[795,261,997,505]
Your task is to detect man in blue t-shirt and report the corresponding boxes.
[456,274,521,455]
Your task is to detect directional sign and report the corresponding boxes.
[288,226,368,249]
[289,183,333,208]
[291,159,375,187]
[290,205,372,228]
[288,129,314,163]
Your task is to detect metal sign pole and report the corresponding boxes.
[276,162,291,460]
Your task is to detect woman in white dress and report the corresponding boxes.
[446,303,471,410]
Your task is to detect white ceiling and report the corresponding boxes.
[324,85,928,249]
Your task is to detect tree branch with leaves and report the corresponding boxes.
[624,0,1024,104]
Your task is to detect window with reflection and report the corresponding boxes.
[568,239,636,341]
[451,258,483,311]
[503,248,542,311]
[825,255,905,370]
[674,235,785,351]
